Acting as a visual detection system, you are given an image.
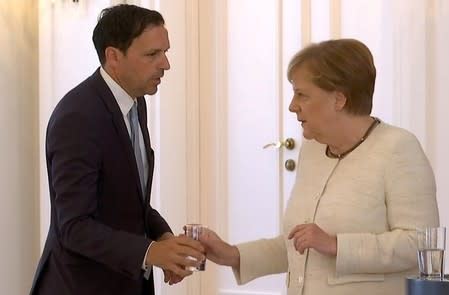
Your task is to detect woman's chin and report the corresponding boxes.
[302,131,313,140]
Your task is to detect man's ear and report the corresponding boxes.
[104,46,121,67]
[334,91,347,111]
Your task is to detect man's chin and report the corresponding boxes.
[145,86,158,96]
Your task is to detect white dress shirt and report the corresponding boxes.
[100,67,153,274]
[100,67,149,187]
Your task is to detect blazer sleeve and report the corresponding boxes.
[336,131,439,275]
[233,235,288,284]
[48,111,150,280]
[146,206,172,241]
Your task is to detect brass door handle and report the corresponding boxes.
[263,138,295,150]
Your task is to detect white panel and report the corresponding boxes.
[40,0,110,253]
[227,0,280,244]
[225,0,285,293]
[329,0,341,38]
[391,0,428,145]
[340,0,449,273]
[197,1,230,294]
[126,0,142,5]
[220,290,281,295]
[154,2,190,295]
[282,0,303,62]
[301,0,311,45]
[39,0,110,250]
[0,2,39,294]
[156,0,188,242]
[110,0,126,5]
[430,0,449,272]
[39,0,54,251]
[341,0,394,124]
[51,1,107,101]
[281,0,303,210]
[311,0,330,42]
[52,0,88,15]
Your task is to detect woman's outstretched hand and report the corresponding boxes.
[199,229,240,268]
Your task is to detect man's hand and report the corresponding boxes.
[156,233,185,285]
[163,269,183,285]
[146,235,205,278]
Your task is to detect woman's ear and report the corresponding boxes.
[334,91,347,111]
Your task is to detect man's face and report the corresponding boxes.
[113,25,170,97]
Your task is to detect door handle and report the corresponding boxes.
[263,138,295,150]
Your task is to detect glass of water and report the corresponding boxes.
[417,227,446,280]
[184,224,207,271]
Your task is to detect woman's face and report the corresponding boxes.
[288,65,341,143]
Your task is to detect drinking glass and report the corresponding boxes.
[184,223,207,271]
[417,227,446,280]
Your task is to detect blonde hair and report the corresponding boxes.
[287,39,376,115]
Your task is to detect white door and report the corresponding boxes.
[196,1,305,294]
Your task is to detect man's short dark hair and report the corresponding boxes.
[92,4,165,65]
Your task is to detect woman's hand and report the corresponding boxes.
[288,223,337,257]
[199,229,240,268]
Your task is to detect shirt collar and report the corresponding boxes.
[100,67,135,116]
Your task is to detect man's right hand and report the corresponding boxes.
[146,235,205,277]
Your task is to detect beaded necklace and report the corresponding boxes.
[325,117,380,159]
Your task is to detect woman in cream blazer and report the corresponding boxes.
[200,39,439,295]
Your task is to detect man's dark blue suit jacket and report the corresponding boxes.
[30,69,171,295]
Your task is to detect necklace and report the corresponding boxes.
[326,117,380,159]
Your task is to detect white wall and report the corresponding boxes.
[38,0,111,251]
[427,0,449,263]
[341,0,449,269]
[0,1,40,294]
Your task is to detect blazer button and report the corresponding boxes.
[298,275,304,286]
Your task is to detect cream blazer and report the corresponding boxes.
[233,122,439,295]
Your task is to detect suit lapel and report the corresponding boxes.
[90,69,146,206]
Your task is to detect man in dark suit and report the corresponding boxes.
[30,4,204,295]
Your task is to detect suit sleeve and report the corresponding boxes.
[48,111,150,280]
[336,132,439,274]
[146,206,172,241]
